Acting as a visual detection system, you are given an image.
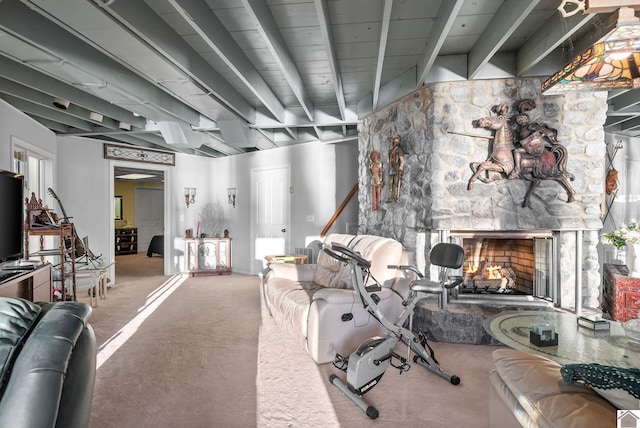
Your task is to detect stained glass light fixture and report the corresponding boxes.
[542,6,640,94]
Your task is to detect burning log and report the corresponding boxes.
[462,259,516,293]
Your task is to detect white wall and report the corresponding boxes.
[0,100,57,177]
[0,100,58,266]
[203,141,358,274]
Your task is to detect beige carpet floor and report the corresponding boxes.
[79,253,503,427]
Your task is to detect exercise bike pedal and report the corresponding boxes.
[332,353,349,372]
[390,352,410,374]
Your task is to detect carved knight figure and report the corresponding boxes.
[369,150,383,211]
[386,136,404,203]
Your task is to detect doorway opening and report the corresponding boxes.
[112,164,168,279]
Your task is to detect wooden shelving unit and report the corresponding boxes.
[115,227,138,255]
[24,223,76,301]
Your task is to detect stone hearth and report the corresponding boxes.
[412,296,553,345]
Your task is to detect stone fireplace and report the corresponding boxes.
[357,78,608,312]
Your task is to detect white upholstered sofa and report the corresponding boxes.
[262,233,413,364]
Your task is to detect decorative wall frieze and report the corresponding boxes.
[103,143,175,166]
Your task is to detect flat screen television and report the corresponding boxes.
[0,170,24,263]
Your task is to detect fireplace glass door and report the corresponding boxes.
[452,232,555,301]
[534,237,553,299]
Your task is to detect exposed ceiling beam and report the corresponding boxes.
[416,0,464,87]
[611,90,640,111]
[241,0,314,122]
[372,0,393,112]
[67,128,197,155]
[98,0,255,124]
[313,0,346,121]
[97,133,168,151]
[194,145,223,158]
[0,1,200,125]
[0,77,124,130]
[607,102,640,115]
[468,0,539,79]
[604,115,634,127]
[27,115,69,133]
[620,114,640,130]
[516,9,597,75]
[1,94,93,131]
[0,55,145,128]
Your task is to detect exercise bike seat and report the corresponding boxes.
[408,243,465,295]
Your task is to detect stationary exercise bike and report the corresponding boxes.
[324,242,464,419]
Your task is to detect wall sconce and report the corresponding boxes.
[227,187,236,208]
[184,187,196,208]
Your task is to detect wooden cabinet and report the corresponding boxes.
[185,238,231,276]
[24,223,76,301]
[115,228,138,255]
[0,264,52,302]
[603,263,640,322]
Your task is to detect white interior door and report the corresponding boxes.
[251,166,289,275]
[135,187,164,253]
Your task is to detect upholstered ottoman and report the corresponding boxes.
[489,349,618,428]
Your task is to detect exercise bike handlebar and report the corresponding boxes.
[444,276,464,289]
[387,264,424,279]
[389,265,463,289]
[322,242,372,269]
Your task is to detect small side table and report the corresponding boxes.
[75,262,114,307]
[264,255,307,265]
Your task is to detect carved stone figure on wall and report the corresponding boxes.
[386,135,404,203]
[369,150,383,211]
[466,100,576,208]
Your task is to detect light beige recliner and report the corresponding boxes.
[262,233,413,364]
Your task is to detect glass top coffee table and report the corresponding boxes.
[484,310,640,368]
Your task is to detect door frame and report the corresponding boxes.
[110,161,171,277]
[250,164,290,276]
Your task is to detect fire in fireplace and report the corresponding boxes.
[450,231,556,301]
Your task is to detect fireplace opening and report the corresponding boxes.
[450,231,556,301]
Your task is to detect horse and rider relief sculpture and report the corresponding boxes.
[463,99,576,208]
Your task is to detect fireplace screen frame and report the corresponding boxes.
[448,230,559,304]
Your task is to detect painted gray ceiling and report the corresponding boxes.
[0,1,633,158]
